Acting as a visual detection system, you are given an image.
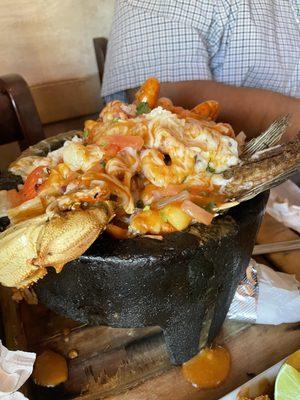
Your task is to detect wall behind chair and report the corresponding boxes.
[0,0,115,124]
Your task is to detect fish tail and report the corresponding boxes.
[224,136,300,202]
[242,115,290,156]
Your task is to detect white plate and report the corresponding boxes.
[220,357,287,399]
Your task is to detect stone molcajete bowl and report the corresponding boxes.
[0,133,268,365]
[35,192,268,365]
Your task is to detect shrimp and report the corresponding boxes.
[191,100,219,121]
[99,100,136,123]
[105,158,132,188]
[86,119,148,146]
[178,117,239,174]
[105,148,140,190]
[157,98,220,122]
[118,148,140,173]
[213,122,235,138]
[81,171,134,214]
[141,116,195,187]
[62,142,104,172]
[85,100,139,141]
[135,77,160,109]
[141,146,194,187]
[157,97,197,120]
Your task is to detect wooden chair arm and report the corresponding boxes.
[0,74,44,150]
[93,37,108,85]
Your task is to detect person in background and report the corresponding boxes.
[102,0,300,141]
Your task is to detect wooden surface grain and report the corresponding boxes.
[102,323,300,400]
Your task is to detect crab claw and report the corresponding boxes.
[0,204,114,288]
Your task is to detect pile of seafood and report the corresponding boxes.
[0,78,299,289]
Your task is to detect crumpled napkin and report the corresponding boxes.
[228,259,300,324]
[0,341,35,400]
[256,262,300,324]
[228,178,300,325]
[1,393,28,400]
[266,180,300,233]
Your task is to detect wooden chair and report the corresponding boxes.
[93,37,108,85]
[0,74,44,151]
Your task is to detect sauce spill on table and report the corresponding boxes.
[32,349,68,387]
[182,346,231,389]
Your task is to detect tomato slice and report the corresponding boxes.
[104,135,144,151]
[20,167,45,202]
[104,144,121,160]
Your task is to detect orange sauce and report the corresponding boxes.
[182,346,231,389]
[32,349,68,387]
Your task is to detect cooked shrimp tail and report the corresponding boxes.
[158,98,220,122]
[135,77,160,109]
[191,100,219,121]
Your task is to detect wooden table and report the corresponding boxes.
[0,214,299,400]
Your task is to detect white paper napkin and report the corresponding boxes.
[252,178,300,324]
[266,180,300,233]
[228,260,300,325]
[1,393,28,400]
[0,341,35,400]
[256,263,300,324]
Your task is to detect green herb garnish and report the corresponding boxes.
[160,211,168,222]
[136,101,151,115]
[112,117,120,122]
[203,202,216,213]
[83,130,89,138]
[206,164,216,174]
[101,161,106,168]
[143,205,151,212]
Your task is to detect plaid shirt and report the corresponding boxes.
[102,0,300,102]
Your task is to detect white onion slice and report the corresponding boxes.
[181,200,214,225]
[156,190,190,209]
